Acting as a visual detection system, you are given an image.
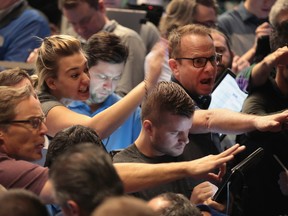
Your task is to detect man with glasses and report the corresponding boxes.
[167,24,228,204]
[0,81,249,215]
[0,85,52,204]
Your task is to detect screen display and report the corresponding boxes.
[209,69,248,112]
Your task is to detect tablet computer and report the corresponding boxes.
[209,69,248,140]
[212,147,264,203]
[209,68,248,112]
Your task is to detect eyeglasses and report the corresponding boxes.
[175,53,222,68]
[1,116,46,129]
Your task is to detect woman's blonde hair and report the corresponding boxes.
[159,0,197,38]
[36,35,85,92]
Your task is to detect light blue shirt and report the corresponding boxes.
[68,93,141,152]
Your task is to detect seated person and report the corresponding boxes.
[68,32,141,152]
[236,0,288,93]
[235,20,288,215]
[113,81,227,214]
[58,0,146,96]
[44,124,107,167]
[210,28,250,81]
[0,0,50,62]
[49,143,124,216]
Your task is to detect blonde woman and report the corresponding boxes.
[35,34,165,138]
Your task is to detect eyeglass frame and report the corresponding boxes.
[175,53,222,68]
[1,116,46,129]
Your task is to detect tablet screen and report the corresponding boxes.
[212,147,264,203]
[209,69,248,112]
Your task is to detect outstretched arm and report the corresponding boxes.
[237,45,288,93]
[251,46,288,87]
[190,109,288,134]
[115,144,245,193]
[45,41,166,138]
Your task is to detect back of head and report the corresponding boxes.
[148,192,202,216]
[270,20,288,52]
[44,125,107,167]
[49,143,124,215]
[269,0,288,27]
[159,0,218,37]
[159,0,197,37]
[92,195,156,216]
[85,31,129,68]
[0,189,49,216]
[36,34,84,92]
[141,80,195,125]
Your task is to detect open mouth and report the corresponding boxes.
[200,78,213,85]
[79,86,89,93]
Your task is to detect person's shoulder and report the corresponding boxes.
[218,3,245,23]
[20,7,49,24]
[0,152,47,172]
[37,91,58,103]
[113,22,144,41]
[37,91,64,115]
[141,21,159,33]
[218,9,239,23]
[112,144,138,163]
[68,100,87,109]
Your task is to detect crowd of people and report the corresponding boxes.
[1,0,288,216]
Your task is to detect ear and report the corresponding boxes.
[168,58,180,79]
[45,77,57,90]
[143,120,153,135]
[62,200,80,216]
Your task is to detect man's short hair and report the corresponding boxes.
[270,20,288,52]
[168,24,212,59]
[85,32,129,68]
[0,189,49,216]
[49,143,124,215]
[44,125,107,167]
[141,81,195,126]
[149,192,202,216]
